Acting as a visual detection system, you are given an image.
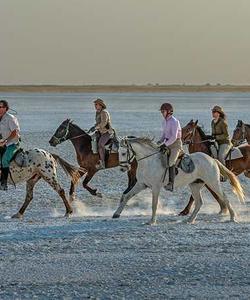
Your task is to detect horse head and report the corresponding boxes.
[49,119,73,146]
[118,137,135,172]
[232,120,245,146]
[182,119,198,144]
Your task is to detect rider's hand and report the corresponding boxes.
[88,126,96,133]
[0,139,7,147]
[156,141,164,147]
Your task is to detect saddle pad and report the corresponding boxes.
[13,149,30,167]
[178,154,195,173]
[226,147,243,161]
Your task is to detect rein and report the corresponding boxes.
[183,126,212,145]
[52,122,88,144]
[119,139,160,168]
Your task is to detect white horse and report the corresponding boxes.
[113,137,245,224]
[2,149,85,218]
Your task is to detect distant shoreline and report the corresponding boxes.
[1,84,250,93]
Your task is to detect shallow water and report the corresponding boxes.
[0,92,250,299]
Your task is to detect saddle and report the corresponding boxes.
[210,142,243,161]
[160,149,195,174]
[91,132,119,154]
[10,148,29,167]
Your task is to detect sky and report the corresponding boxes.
[1,0,250,85]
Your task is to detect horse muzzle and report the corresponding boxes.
[49,137,59,147]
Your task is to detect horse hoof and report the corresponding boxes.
[230,218,238,223]
[11,212,23,219]
[178,209,190,216]
[145,220,156,226]
[64,211,73,218]
[218,209,228,215]
[112,214,120,219]
[96,192,102,198]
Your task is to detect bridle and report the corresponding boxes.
[52,121,87,145]
[182,126,196,145]
[232,123,247,145]
[119,138,160,169]
[183,125,212,145]
[119,140,136,168]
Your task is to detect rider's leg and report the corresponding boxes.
[97,132,110,169]
[218,143,231,182]
[164,139,182,191]
[0,144,18,190]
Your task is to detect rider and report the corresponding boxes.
[211,105,231,165]
[0,100,20,190]
[90,98,114,170]
[158,103,182,191]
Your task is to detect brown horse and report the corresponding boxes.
[232,120,250,146]
[179,119,250,216]
[49,119,137,201]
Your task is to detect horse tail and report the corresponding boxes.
[215,159,245,204]
[51,153,87,185]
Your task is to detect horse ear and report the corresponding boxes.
[190,119,193,123]
[195,120,198,125]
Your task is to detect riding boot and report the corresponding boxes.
[164,166,175,192]
[0,167,9,191]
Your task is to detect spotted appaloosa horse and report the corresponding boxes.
[6,148,84,218]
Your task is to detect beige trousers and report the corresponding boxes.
[168,139,183,167]
[218,143,232,165]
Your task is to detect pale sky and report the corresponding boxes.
[1,0,250,85]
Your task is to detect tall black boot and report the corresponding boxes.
[0,167,9,191]
[164,166,175,192]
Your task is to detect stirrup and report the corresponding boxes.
[164,182,174,192]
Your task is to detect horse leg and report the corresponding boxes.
[125,160,137,193]
[147,187,160,225]
[69,180,76,203]
[42,175,73,217]
[178,195,194,216]
[12,175,41,219]
[206,185,228,215]
[205,181,237,222]
[113,182,147,218]
[82,170,102,197]
[187,183,204,224]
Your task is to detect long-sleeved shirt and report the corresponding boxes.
[95,109,113,134]
[160,115,181,146]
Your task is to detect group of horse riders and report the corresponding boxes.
[0,97,232,192]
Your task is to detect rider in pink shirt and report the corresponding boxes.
[159,103,183,191]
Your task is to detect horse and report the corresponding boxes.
[180,119,250,216]
[232,120,250,146]
[2,149,84,218]
[113,137,244,225]
[49,119,137,201]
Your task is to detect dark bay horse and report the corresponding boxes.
[49,119,137,201]
[179,119,250,216]
[232,120,250,146]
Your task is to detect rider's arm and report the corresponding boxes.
[4,129,19,143]
[165,119,179,146]
[215,121,229,141]
[95,111,109,131]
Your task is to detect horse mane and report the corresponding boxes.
[128,137,158,149]
[196,125,208,140]
[67,120,88,135]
